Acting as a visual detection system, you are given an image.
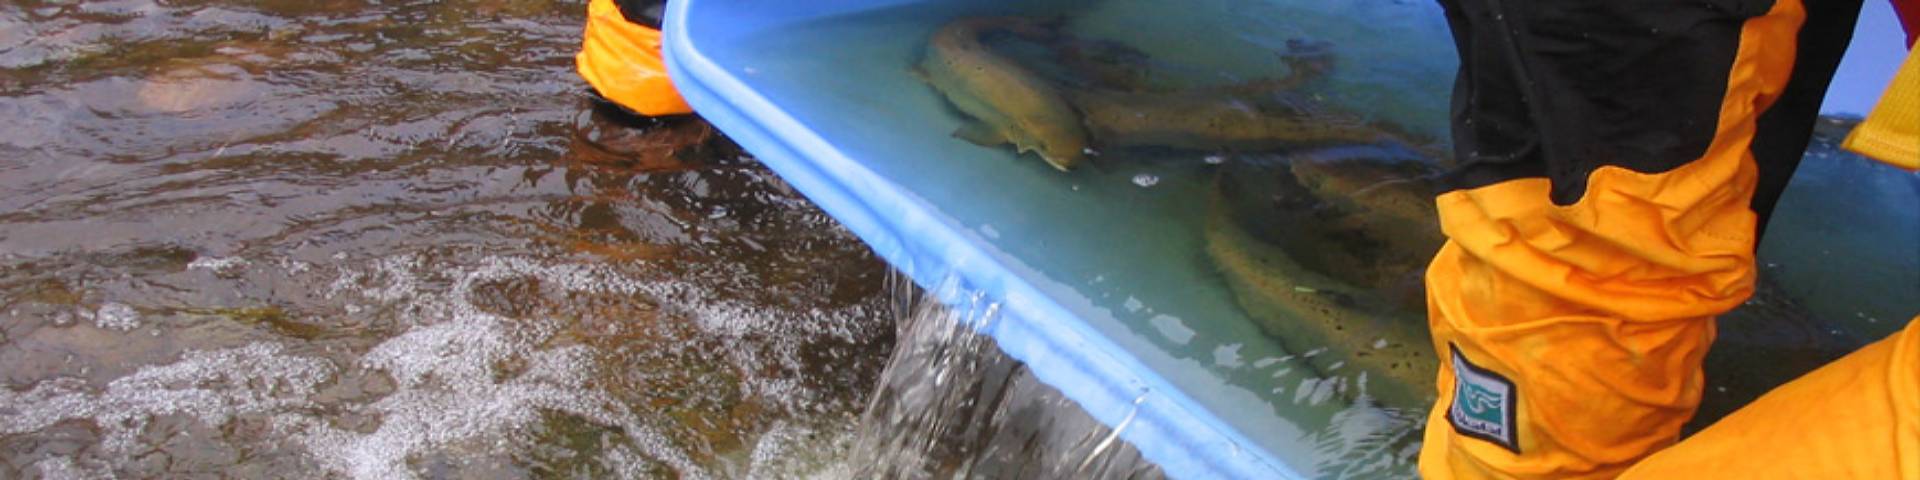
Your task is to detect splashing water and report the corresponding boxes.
[0,343,334,456]
[845,276,1166,479]
[276,256,710,479]
[0,249,899,479]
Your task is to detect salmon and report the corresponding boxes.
[1057,37,1406,153]
[1205,147,1445,410]
[1071,86,1396,152]
[920,17,1437,165]
[918,17,1091,171]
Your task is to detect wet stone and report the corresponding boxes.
[467,277,544,320]
[17,279,83,307]
[213,307,332,341]
[136,64,263,114]
[0,318,181,385]
[99,245,200,274]
[309,369,396,406]
[0,420,97,474]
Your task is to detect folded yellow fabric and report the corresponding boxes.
[1620,315,1920,479]
[1842,46,1920,170]
[576,0,692,117]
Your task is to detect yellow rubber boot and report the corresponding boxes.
[576,0,692,117]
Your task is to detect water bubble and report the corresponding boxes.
[32,456,104,480]
[188,256,250,274]
[94,303,140,331]
[1130,173,1160,188]
[0,343,335,456]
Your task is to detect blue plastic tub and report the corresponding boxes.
[662,0,1918,477]
[663,1,1461,477]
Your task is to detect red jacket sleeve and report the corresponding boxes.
[1898,0,1919,48]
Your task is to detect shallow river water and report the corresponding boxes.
[0,1,924,477]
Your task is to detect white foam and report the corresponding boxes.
[32,456,108,480]
[274,322,705,480]
[740,420,859,479]
[283,254,708,480]
[0,343,335,454]
[187,256,250,273]
[6,252,876,479]
[92,302,139,331]
[619,268,883,414]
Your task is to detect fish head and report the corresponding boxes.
[1004,104,1090,171]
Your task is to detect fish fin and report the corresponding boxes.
[1040,154,1075,172]
[951,121,1008,147]
[908,66,929,82]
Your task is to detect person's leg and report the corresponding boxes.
[1619,315,1920,479]
[577,0,691,117]
[612,0,667,29]
[1417,0,1858,477]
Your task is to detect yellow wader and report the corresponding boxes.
[576,0,692,117]
[1418,0,1915,477]
[1617,35,1920,480]
[1619,315,1920,478]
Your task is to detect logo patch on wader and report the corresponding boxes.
[1447,345,1518,452]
